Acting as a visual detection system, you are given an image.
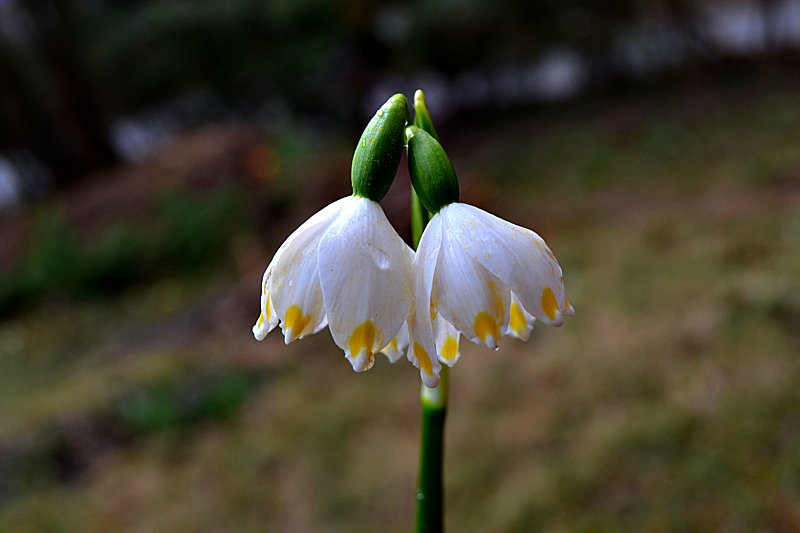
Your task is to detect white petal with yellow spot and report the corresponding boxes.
[268,198,348,343]
[433,211,510,348]
[318,196,414,372]
[506,292,536,341]
[380,322,409,363]
[433,315,461,366]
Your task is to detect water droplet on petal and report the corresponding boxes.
[362,244,391,270]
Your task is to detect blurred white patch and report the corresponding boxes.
[0,157,20,210]
[704,0,766,53]
[705,0,800,50]
[526,47,587,101]
[111,115,178,162]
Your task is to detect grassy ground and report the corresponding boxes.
[1,83,799,532]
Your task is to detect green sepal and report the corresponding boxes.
[406,125,460,214]
[351,93,409,202]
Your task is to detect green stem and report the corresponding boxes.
[412,164,447,533]
[412,88,448,533]
[417,368,448,533]
[411,187,430,249]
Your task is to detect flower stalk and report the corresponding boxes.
[417,368,447,533]
[412,89,448,533]
[410,187,430,248]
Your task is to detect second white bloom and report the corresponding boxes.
[407,203,574,387]
[253,195,414,373]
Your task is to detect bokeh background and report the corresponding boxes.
[1,0,800,531]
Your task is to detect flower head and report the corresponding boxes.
[406,202,573,385]
[405,124,573,387]
[253,195,414,372]
[253,94,414,373]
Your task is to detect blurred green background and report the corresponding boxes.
[1,0,800,531]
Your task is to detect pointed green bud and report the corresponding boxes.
[413,89,439,139]
[351,94,409,201]
[406,125,460,214]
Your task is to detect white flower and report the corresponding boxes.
[407,203,574,387]
[252,195,414,373]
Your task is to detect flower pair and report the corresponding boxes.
[252,93,572,387]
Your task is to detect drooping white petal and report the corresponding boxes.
[433,212,510,349]
[318,196,414,372]
[408,214,444,387]
[506,291,536,341]
[252,263,280,341]
[380,322,409,363]
[442,203,569,326]
[252,293,278,341]
[433,315,461,366]
[269,197,350,343]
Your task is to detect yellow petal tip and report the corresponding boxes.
[348,320,378,361]
[413,342,434,376]
[541,287,560,322]
[284,305,312,338]
[509,302,527,336]
[474,312,500,347]
[441,335,459,363]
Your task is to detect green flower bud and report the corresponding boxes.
[351,94,409,202]
[413,89,438,139]
[406,125,460,214]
